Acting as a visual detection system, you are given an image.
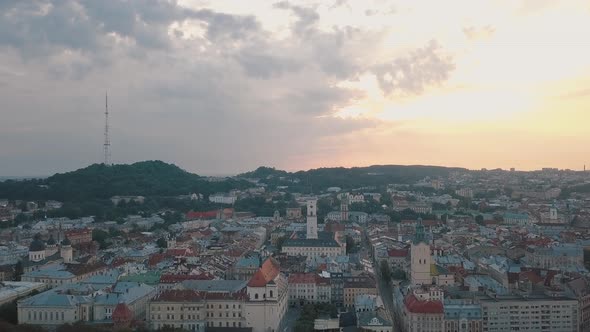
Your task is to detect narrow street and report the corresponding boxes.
[362,238,400,332]
[279,307,300,332]
[374,262,401,332]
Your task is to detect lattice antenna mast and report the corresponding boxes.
[103,92,111,165]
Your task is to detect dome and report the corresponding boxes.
[29,238,46,252]
[46,235,56,246]
[61,237,71,246]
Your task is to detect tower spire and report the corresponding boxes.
[103,92,111,165]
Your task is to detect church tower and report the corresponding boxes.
[60,237,73,263]
[550,203,558,220]
[340,194,349,222]
[29,234,46,263]
[306,199,318,239]
[410,218,431,286]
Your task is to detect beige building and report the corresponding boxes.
[343,275,377,308]
[411,220,453,287]
[480,295,579,332]
[148,258,288,332]
[244,258,288,332]
[148,289,247,331]
[17,281,155,327]
[402,287,445,332]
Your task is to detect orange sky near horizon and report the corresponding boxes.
[264,0,590,172]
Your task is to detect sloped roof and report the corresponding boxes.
[404,294,443,314]
[112,302,133,321]
[247,258,280,287]
[186,210,218,220]
[388,249,408,258]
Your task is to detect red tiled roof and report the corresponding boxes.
[519,271,543,284]
[404,294,443,314]
[112,303,134,321]
[111,257,133,267]
[148,253,167,267]
[153,289,247,302]
[186,210,218,220]
[65,228,91,235]
[153,290,205,302]
[247,258,280,287]
[422,220,438,227]
[388,249,408,258]
[288,273,317,284]
[166,248,191,257]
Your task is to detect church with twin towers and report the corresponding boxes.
[281,198,346,257]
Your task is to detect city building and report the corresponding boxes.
[209,193,238,205]
[410,220,453,286]
[282,199,345,258]
[479,294,579,332]
[402,287,444,332]
[17,281,155,327]
[443,299,482,332]
[244,257,288,332]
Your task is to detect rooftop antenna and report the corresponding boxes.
[103,92,111,165]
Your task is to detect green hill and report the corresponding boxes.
[0,161,250,202]
[240,164,466,191]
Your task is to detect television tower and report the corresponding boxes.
[103,92,111,165]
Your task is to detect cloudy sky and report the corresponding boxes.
[1,0,590,176]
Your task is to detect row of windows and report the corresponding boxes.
[28,311,66,322]
[206,312,242,318]
[206,321,243,327]
[154,304,242,311]
[252,291,273,299]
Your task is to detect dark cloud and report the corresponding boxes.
[280,85,365,116]
[234,49,302,79]
[0,0,261,56]
[0,0,435,176]
[373,40,455,95]
[192,9,261,42]
[308,26,368,79]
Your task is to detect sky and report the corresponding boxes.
[1,0,590,176]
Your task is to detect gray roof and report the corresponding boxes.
[283,231,341,248]
[94,282,155,306]
[181,280,248,293]
[283,238,341,248]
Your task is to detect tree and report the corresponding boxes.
[92,229,109,249]
[475,214,484,225]
[391,268,407,281]
[380,193,392,207]
[0,300,18,324]
[13,213,28,225]
[346,235,357,254]
[276,236,287,251]
[380,260,392,283]
[156,237,168,249]
[13,261,23,281]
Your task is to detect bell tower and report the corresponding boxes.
[306,199,318,239]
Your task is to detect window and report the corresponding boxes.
[255,294,259,299]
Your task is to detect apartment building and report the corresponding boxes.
[479,295,579,332]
